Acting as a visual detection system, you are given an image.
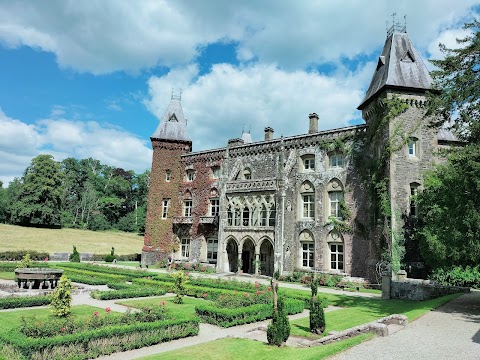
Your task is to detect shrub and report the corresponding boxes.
[91,286,167,300]
[309,280,325,334]
[267,296,290,347]
[0,250,50,261]
[16,253,33,268]
[171,271,189,304]
[50,275,73,317]
[429,265,480,289]
[69,245,80,262]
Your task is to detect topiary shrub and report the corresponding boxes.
[267,279,290,347]
[310,277,326,334]
[171,271,189,304]
[105,247,117,263]
[69,246,80,262]
[50,275,73,317]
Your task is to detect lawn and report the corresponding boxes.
[117,296,210,319]
[139,335,374,360]
[0,305,114,333]
[0,223,143,254]
[0,272,14,280]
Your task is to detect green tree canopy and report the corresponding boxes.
[10,154,64,228]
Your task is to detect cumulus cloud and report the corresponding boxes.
[146,62,374,151]
[0,1,477,73]
[0,110,152,185]
[427,28,473,60]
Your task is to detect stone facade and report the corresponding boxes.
[142,30,458,279]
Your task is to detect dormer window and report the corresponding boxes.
[186,170,195,182]
[243,168,251,180]
[329,153,344,168]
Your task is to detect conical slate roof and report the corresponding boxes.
[151,98,190,141]
[358,31,432,109]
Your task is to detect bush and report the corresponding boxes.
[50,275,73,317]
[16,253,32,268]
[69,245,80,262]
[429,265,480,289]
[105,254,116,263]
[310,297,325,334]
[0,250,50,261]
[267,297,290,347]
[91,286,167,300]
[171,271,189,304]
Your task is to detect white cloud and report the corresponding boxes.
[0,1,477,73]
[146,62,373,151]
[427,28,473,60]
[0,110,152,186]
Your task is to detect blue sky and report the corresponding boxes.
[0,0,479,185]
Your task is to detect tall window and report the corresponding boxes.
[329,153,344,168]
[303,155,315,171]
[329,192,343,218]
[207,239,218,263]
[184,200,192,217]
[410,183,419,216]
[181,238,190,258]
[269,208,276,226]
[210,199,220,216]
[161,199,170,219]
[242,207,250,226]
[300,182,315,219]
[260,205,268,226]
[186,170,195,181]
[302,243,314,268]
[408,138,418,157]
[234,208,241,226]
[330,243,344,271]
[227,206,233,226]
[165,170,171,182]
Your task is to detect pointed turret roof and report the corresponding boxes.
[358,31,432,109]
[151,96,190,141]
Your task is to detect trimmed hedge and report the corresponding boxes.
[56,263,150,280]
[195,298,304,327]
[91,286,167,300]
[0,317,199,360]
[0,261,50,272]
[91,253,141,262]
[57,268,127,282]
[0,251,50,261]
[0,295,51,310]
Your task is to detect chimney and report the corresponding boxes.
[264,127,274,141]
[308,113,319,134]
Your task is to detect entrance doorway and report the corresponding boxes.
[226,238,238,272]
[241,238,255,274]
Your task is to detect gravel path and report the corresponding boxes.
[330,290,480,360]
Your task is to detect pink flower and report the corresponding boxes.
[243,292,249,297]
[256,290,261,295]
[105,307,111,313]
[267,286,272,292]
[61,327,66,332]
[255,281,260,288]
[161,300,165,306]
[44,257,49,262]
[202,293,207,299]
[93,311,99,317]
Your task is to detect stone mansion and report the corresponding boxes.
[142,27,456,279]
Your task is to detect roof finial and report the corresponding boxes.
[387,12,407,37]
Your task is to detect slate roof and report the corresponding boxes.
[151,98,190,141]
[358,31,432,109]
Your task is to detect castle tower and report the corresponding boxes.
[142,93,192,266]
[358,24,436,274]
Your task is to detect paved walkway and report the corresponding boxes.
[330,290,480,360]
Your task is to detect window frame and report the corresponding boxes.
[186,170,195,182]
[303,156,315,171]
[329,191,343,219]
[207,238,218,263]
[165,170,171,182]
[183,200,193,217]
[329,243,344,271]
[210,198,220,217]
[302,194,315,219]
[329,153,344,168]
[181,238,190,258]
[161,199,170,219]
[408,138,418,157]
[302,242,314,268]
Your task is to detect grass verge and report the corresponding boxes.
[117,296,209,319]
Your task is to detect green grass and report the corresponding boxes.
[0,272,15,280]
[140,334,374,360]
[117,296,211,319]
[0,223,143,254]
[0,305,113,333]
[289,292,461,338]
[97,261,140,267]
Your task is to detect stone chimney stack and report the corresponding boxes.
[264,127,274,141]
[308,113,319,134]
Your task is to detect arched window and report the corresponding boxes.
[300,181,315,219]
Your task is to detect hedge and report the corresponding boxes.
[91,253,141,262]
[195,298,304,327]
[91,286,167,300]
[0,295,51,310]
[0,251,50,261]
[0,317,199,360]
[55,263,150,280]
[56,268,127,283]
[0,262,50,272]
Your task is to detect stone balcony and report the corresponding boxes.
[172,217,193,224]
[199,216,219,225]
[226,178,277,193]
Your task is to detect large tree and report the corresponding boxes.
[416,20,480,268]
[10,154,64,228]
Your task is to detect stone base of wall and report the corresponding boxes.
[390,278,469,301]
[141,251,157,267]
[298,314,408,347]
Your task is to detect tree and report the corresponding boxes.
[50,275,73,317]
[309,277,326,334]
[427,20,480,143]
[267,278,290,347]
[10,154,64,228]
[416,20,480,269]
[0,181,7,223]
